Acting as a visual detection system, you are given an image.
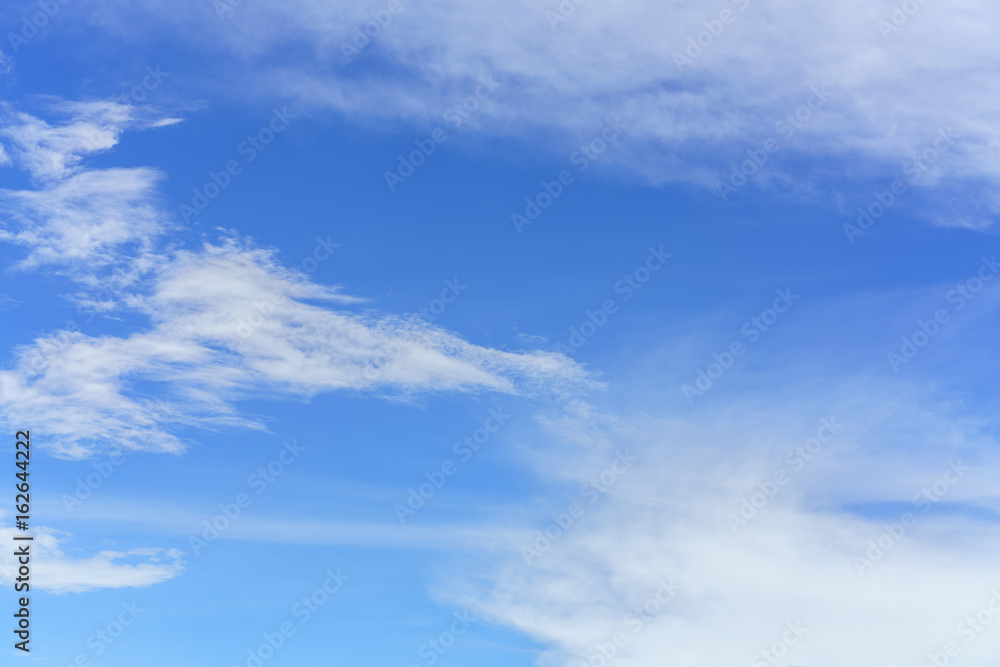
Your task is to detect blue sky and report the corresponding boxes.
[1,1,1000,666]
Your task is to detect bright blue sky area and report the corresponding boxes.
[2,1,1000,666]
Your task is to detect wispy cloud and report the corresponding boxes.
[66,0,1000,227]
[0,515,183,594]
[1,238,593,458]
[2,100,137,182]
[0,100,175,291]
[443,382,1000,667]
[0,167,169,271]
[0,103,595,459]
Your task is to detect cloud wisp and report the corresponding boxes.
[0,103,594,459]
[58,0,1000,228]
[443,386,1000,667]
[0,512,184,594]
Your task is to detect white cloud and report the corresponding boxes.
[0,517,183,594]
[0,237,593,458]
[73,0,1000,227]
[0,167,170,272]
[444,388,1000,667]
[0,102,175,286]
[0,100,133,181]
[0,102,593,458]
